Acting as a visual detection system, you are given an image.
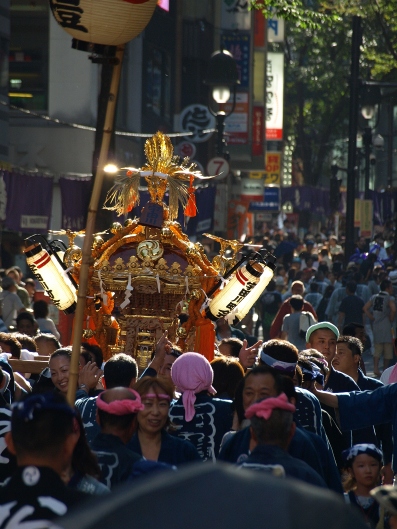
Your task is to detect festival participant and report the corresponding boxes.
[15,311,38,337]
[337,281,365,330]
[259,339,325,440]
[210,356,245,400]
[240,394,327,488]
[0,277,25,330]
[90,387,143,489]
[34,333,61,356]
[218,365,342,493]
[363,278,396,377]
[128,377,200,465]
[80,342,104,369]
[342,444,383,528]
[312,384,397,475]
[49,348,102,397]
[76,353,138,444]
[332,336,392,479]
[138,331,175,378]
[218,337,261,371]
[281,295,316,351]
[65,413,109,495]
[33,299,61,340]
[305,322,363,450]
[297,352,346,469]
[0,392,88,526]
[254,279,282,340]
[270,281,317,339]
[157,346,182,381]
[305,322,359,393]
[169,352,233,461]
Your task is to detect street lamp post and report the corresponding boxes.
[362,127,372,200]
[204,49,239,159]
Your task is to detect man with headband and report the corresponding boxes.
[218,365,343,494]
[76,353,138,444]
[90,387,143,489]
[240,393,327,488]
[0,392,88,526]
[259,339,326,441]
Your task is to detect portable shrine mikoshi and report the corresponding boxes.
[24,132,276,375]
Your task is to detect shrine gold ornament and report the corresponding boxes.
[39,132,274,367]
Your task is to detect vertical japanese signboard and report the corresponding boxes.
[221,34,250,89]
[252,106,264,156]
[225,93,249,145]
[266,52,284,140]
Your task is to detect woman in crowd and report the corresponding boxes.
[128,376,200,466]
[210,355,244,400]
[49,348,102,397]
[169,352,233,461]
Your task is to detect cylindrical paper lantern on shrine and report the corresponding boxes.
[25,243,77,314]
[49,0,158,47]
[225,257,276,326]
[206,261,264,322]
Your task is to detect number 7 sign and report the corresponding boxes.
[206,157,230,179]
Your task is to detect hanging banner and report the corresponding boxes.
[266,52,284,140]
[221,0,251,30]
[252,106,264,156]
[354,198,361,228]
[185,187,217,236]
[3,171,53,233]
[59,175,92,231]
[360,200,373,238]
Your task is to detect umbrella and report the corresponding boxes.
[57,462,367,529]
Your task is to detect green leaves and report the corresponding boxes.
[251,0,340,30]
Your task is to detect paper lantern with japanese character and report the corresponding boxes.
[49,0,158,46]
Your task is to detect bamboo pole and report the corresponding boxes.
[67,44,125,406]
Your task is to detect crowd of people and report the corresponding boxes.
[1,230,397,528]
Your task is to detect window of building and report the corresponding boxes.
[9,0,49,110]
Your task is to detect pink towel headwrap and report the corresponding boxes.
[97,389,144,415]
[171,352,216,422]
[245,393,296,420]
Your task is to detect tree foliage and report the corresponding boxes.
[251,0,397,185]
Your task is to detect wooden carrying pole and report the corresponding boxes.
[67,44,125,406]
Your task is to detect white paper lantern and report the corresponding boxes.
[49,0,158,46]
[206,261,264,321]
[25,243,77,314]
[225,263,275,326]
